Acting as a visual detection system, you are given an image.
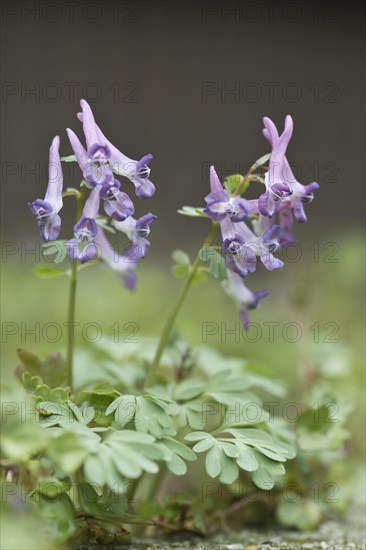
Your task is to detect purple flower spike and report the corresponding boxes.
[94,227,138,290]
[77,100,155,199]
[262,115,319,221]
[204,166,249,223]
[113,212,157,259]
[222,272,269,331]
[29,136,63,241]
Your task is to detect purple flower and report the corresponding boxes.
[113,213,157,259]
[29,136,63,241]
[67,188,100,263]
[77,100,155,199]
[220,212,284,277]
[203,166,249,222]
[258,115,293,218]
[99,178,135,222]
[94,227,138,290]
[222,271,269,330]
[262,115,319,222]
[66,127,113,188]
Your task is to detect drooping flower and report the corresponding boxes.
[222,271,269,330]
[203,167,249,222]
[262,115,319,222]
[29,136,63,241]
[66,127,113,188]
[221,218,284,276]
[93,227,138,290]
[113,213,157,259]
[77,100,155,199]
[66,188,100,263]
[99,175,135,222]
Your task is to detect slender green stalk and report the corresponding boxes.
[66,189,84,389]
[66,259,78,388]
[144,222,218,389]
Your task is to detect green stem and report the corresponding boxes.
[66,259,78,388]
[66,189,84,389]
[144,222,218,389]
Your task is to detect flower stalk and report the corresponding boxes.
[144,222,218,389]
[66,188,84,389]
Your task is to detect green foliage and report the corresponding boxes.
[17,348,68,387]
[42,240,68,263]
[177,205,207,217]
[106,394,178,437]
[171,249,208,285]
[185,428,293,489]
[2,324,355,542]
[32,265,67,278]
[60,154,77,163]
[251,152,271,171]
[277,495,323,531]
[171,249,191,279]
[82,431,165,488]
[224,173,252,196]
[199,245,227,280]
[96,217,116,233]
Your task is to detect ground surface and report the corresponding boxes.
[77,514,365,550]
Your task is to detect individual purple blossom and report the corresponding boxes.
[113,213,157,259]
[77,100,155,199]
[28,136,63,241]
[262,115,319,222]
[67,188,100,263]
[66,127,113,188]
[221,217,284,276]
[203,167,249,222]
[221,271,269,330]
[99,175,135,222]
[258,115,294,218]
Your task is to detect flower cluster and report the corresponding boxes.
[29,99,156,289]
[203,115,319,329]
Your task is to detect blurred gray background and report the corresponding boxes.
[1,0,365,252]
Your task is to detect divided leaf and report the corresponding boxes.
[185,427,295,489]
[106,394,177,438]
[199,245,227,280]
